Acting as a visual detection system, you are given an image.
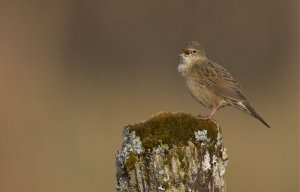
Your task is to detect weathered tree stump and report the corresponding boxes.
[116,112,228,192]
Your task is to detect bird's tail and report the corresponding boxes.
[241,101,270,128]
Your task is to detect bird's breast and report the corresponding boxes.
[186,78,223,108]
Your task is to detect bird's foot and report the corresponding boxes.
[197,115,217,124]
[196,114,211,120]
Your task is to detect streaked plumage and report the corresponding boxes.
[178,41,270,128]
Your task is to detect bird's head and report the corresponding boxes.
[182,41,206,58]
[178,41,206,68]
[178,41,206,76]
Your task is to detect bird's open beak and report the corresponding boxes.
[182,48,189,55]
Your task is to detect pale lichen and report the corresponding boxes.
[221,147,228,161]
[116,127,144,169]
[116,127,145,192]
[158,185,165,191]
[215,127,223,149]
[195,130,211,146]
[202,150,211,171]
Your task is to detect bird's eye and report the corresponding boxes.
[192,50,197,54]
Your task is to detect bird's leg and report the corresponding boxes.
[208,105,222,119]
[197,105,222,122]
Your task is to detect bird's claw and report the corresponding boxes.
[196,115,217,124]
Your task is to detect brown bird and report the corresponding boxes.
[178,41,270,128]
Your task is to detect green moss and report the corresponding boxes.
[128,112,218,150]
[125,154,138,172]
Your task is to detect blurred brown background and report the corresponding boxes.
[0,0,298,192]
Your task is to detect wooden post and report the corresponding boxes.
[116,112,228,192]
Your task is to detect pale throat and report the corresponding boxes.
[178,54,206,76]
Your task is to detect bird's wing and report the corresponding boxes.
[192,60,246,101]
